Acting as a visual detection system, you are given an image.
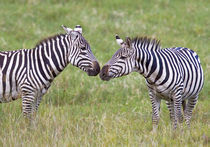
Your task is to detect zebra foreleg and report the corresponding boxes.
[35,96,42,112]
[182,100,186,112]
[184,96,198,127]
[149,90,161,131]
[22,93,36,121]
[28,96,42,122]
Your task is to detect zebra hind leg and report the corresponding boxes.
[184,96,198,127]
[172,89,184,129]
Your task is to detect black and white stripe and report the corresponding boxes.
[0,25,100,119]
[100,35,204,129]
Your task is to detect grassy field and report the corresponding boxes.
[0,0,209,146]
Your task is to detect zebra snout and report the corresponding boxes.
[93,61,100,75]
[99,65,111,81]
[87,61,100,76]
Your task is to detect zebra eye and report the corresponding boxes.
[81,47,86,50]
[120,56,127,60]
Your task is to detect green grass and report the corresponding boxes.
[0,0,209,146]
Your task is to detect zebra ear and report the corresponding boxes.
[116,34,124,46]
[70,31,79,40]
[74,25,82,34]
[126,37,131,48]
[61,25,72,34]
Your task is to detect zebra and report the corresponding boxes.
[100,35,204,129]
[0,25,100,119]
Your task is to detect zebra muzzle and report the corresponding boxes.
[87,61,100,76]
[99,65,111,81]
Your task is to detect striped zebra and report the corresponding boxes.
[0,25,100,119]
[100,35,204,129]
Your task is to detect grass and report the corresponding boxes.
[0,0,209,146]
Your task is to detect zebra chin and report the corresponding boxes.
[87,69,99,76]
[100,75,112,81]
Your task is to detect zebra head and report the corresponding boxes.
[62,25,100,76]
[100,35,136,81]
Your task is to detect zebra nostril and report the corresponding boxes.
[100,72,106,78]
[99,65,110,80]
[99,72,105,79]
[93,61,100,74]
[101,65,110,73]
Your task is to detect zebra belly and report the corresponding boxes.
[0,73,21,103]
[147,83,173,101]
[155,91,171,101]
[181,88,198,100]
[0,90,21,103]
[147,81,200,102]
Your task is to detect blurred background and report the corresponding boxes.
[0,0,209,146]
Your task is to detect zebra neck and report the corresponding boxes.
[136,48,160,81]
[34,36,69,82]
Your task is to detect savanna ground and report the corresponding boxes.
[0,0,209,146]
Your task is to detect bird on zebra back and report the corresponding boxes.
[0,25,100,120]
[100,34,204,130]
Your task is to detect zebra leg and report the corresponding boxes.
[182,100,186,113]
[172,91,183,129]
[184,96,198,127]
[35,96,42,112]
[166,100,175,125]
[149,90,161,131]
[22,92,36,120]
[27,96,42,122]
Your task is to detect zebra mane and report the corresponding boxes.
[36,34,65,47]
[132,36,161,50]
